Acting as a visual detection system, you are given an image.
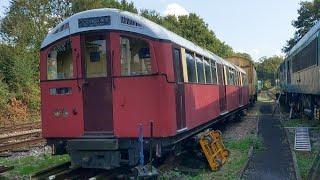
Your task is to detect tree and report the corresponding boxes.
[283,0,320,53]
[140,9,164,25]
[256,56,283,86]
[71,0,137,14]
[0,0,65,112]
[140,11,234,58]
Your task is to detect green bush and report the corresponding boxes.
[0,77,11,108]
[263,80,272,89]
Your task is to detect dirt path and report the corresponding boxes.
[243,101,296,180]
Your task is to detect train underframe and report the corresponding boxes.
[46,105,249,170]
[250,93,258,104]
[280,92,320,119]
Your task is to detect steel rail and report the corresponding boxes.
[0,129,41,144]
[32,162,110,180]
[0,122,41,134]
[0,165,14,174]
[0,137,45,152]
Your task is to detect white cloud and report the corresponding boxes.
[163,3,188,17]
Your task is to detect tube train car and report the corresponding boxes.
[40,8,251,170]
[279,20,320,116]
[226,56,257,103]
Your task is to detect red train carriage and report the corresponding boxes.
[40,8,250,169]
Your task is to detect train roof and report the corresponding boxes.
[41,8,246,74]
[287,20,320,57]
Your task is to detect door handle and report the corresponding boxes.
[82,81,89,88]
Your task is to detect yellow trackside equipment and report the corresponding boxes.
[199,130,230,171]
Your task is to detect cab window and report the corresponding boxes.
[120,36,152,76]
[47,39,73,80]
[84,35,107,78]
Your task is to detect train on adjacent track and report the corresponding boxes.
[40,8,256,170]
[279,20,320,117]
[226,56,258,103]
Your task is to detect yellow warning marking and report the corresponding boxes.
[199,130,229,171]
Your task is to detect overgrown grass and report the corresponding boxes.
[160,136,263,180]
[0,153,69,179]
[225,135,264,152]
[296,151,318,180]
[257,95,274,103]
[282,118,319,128]
[282,116,320,180]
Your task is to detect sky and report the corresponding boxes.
[129,0,309,61]
[0,0,311,61]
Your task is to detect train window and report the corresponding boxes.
[47,39,73,80]
[120,36,152,76]
[204,58,212,84]
[243,74,248,86]
[234,71,237,85]
[196,55,205,83]
[211,60,217,84]
[292,38,317,72]
[173,48,184,82]
[84,36,107,78]
[49,87,72,95]
[228,68,235,85]
[186,51,197,83]
[236,72,240,86]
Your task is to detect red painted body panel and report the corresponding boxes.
[40,49,48,81]
[226,86,240,111]
[41,80,84,137]
[184,84,220,129]
[113,76,176,137]
[41,36,84,138]
[40,32,251,140]
[242,86,249,105]
[111,34,177,137]
[152,41,175,82]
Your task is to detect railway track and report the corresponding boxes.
[0,129,41,143]
[0,165,14,174]
[0,122,44,153]
[0,137,45,153]
[31,161,127,180]
[0,121,41,134]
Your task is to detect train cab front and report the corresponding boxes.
[40,28,157,169]
[40,32,118,162]
[39,9,181,170]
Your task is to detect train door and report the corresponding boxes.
[218,64,227,113]
[82,33,113,133]
[173,47,186,131]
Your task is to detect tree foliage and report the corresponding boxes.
[71,0,137,14]
[140,10,233,58]
[283,0,320,53]
[255,56,283,86]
